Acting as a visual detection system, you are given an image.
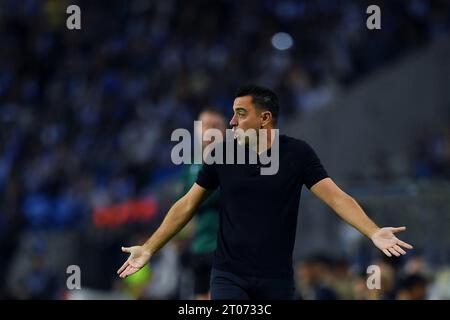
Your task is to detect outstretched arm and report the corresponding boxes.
[117,183,213,278]
[310,178,413,257]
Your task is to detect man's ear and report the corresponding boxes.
[261,111,272,128]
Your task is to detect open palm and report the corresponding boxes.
[117,246,152,278]
[371,226,413,257]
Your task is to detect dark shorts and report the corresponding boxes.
[210,268,295,300]
[189,252,214,295]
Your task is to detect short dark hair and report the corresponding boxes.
[235,85,280,125]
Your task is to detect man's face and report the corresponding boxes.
[196,111,226,148]
[229,96,263,145]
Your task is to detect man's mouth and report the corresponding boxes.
[232,128,238,140]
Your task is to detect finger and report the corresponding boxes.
[121,246,131,253]
[397,240,413,250]
[124,265,139,278]
[388,247,400,257]
[394,245,406,255]
[391,226,406,234]
[120,265,134,278]
[383,249,392,257]
[119,265,132,278]
[117,261,129,274]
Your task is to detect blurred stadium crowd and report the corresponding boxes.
[1,0,450,299]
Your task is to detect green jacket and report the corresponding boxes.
[179,164,220,254]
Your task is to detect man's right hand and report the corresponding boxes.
[117,246,152,278]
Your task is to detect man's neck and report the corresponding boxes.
[250,127,277,155]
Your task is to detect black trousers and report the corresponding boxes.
[210,268,295,300]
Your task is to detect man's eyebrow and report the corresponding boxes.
[234,107,247,113]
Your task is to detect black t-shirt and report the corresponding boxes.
[195,134,328,278]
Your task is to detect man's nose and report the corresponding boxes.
[229,115,237,127]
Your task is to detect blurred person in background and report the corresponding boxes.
[352,270,379,300]
[140,241,182,300]
[395,274,430,300]
[372,257,398,300]
[428,268,450,299]
[331,256,355,299]
[177,108,225,300]
[401,250,432,278]
[351,256,398,300]
[118,108,225,300]
[294,254,338,300]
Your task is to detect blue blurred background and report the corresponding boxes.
[1,0,450,299]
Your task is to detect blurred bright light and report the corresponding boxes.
[271,32,293,50]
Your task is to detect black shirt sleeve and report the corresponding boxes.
[195,162,219,190]
[301,141,329,189]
